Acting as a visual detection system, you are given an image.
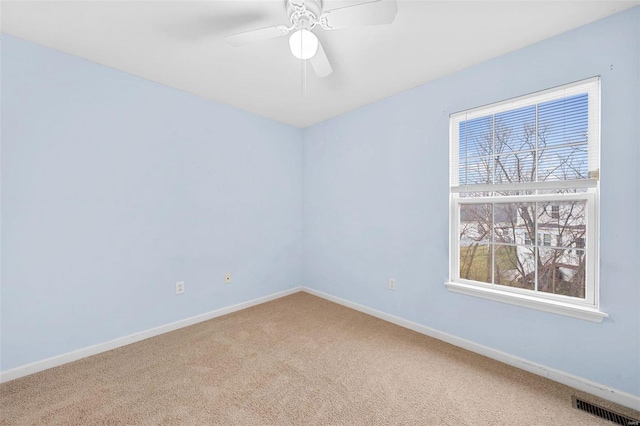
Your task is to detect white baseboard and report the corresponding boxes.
[302,287,640,411]
[0,286,303,384]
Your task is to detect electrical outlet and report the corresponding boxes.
[176,281,185,295]
[225,273,231,284]
[389,278,396,291]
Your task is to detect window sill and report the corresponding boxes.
[444,281,608,323]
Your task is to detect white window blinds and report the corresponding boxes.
[450,77,600,193]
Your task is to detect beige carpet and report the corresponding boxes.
[1,292,638,425]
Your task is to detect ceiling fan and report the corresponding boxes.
[224,0,398,78]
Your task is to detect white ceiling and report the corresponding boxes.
[2,1,637,127]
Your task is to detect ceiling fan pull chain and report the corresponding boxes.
[301,59,307,97]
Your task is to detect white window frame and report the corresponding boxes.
[445,77,607,323]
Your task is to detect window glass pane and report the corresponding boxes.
[460,243,492,284]
[459,116,493,185]
[538,248,586,298]
[537,200,587,248]
[495,105,536,153]
[493,244,535,290]
[538,145,588,181]
[538,94,588,149]
[460,156,493,186]
[494,202,535,245]
[494,152,535,184]
[460,204,492,243]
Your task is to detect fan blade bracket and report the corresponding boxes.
[276,25,290,35]
[319,14,332,30]
[290,0,306,10]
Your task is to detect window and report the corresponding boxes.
[446,78,606,322]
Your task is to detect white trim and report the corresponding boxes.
[444,281,607,323]
[301,287,638,411]
[0,287,303,384]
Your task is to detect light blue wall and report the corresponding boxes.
[303,7,640,396]
[1,35,303,371]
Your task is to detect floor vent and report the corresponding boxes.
[572,396,638,425]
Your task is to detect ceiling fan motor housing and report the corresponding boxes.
[225,0,397,77]
[287,0,322,29]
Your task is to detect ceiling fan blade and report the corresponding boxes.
[321,0,398,30]
[224,25,289,47]
[310,40,332,78]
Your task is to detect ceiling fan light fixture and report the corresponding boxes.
[288,29,318,60]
